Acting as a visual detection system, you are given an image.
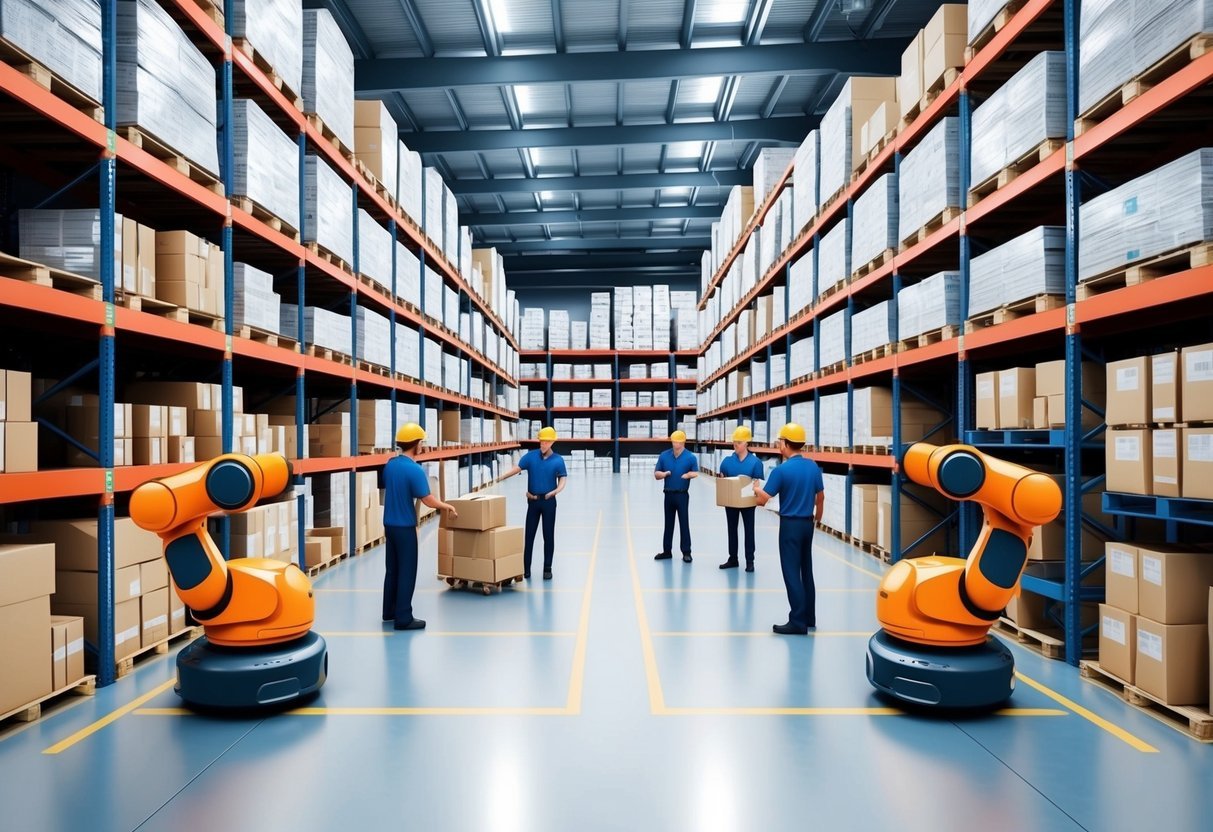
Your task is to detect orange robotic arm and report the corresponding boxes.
[131,453,314,647]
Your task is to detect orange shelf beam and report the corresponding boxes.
[0,469,106,504]
[961,0,1059,86]
[0,62,109,148]
[807,451,897,469]
[1076,266,1213,325]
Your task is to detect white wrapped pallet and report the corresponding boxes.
[821,472,847,533]
[280,305,352,355]
[818,219,849,293]
[396,242,420,307]
[898,116,960,245]
[790,400,815,446]
[396,323,420,379]
[356,209,391,286]
[791,336,814,379]
[794,131,820,235]
[1079,149,1213,282]
[356,306,391,369]
[753,148,796,207]
[232,99,300,230]
[851,173,898,273]
[789,252,814,317]
[971,51,1067,189]
[304,154,353,264]
[818,309,847,368]
[969,226,1066,317]
[232,0,303,96]
[397,142,424,228]
[818,77,898,206]
[967,0,1004,43]
[423,168,444,247]
[232,263,280,333]
[898,271,962,339]
[0,0,101,101]
[117,0,218,175]
[444,188,459,267]
[819,393,850,448]
[302,9,354,152]
[851,302,896,357]
[18,208,119,281]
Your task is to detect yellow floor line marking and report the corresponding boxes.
[43,678,177,755]
[565,511,603,714]
[819,548,886,581]
[652,631,873,637]
[319,631,576,637]
[1013,671,1158,753]
[624,494,668,714]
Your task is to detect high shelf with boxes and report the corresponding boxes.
[693,0,1213,673]
[0,0,520,690]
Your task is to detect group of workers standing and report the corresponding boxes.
[377,420,826,636]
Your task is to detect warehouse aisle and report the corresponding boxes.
[2,472,1211,832]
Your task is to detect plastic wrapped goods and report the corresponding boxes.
[967,0,1003,43]
[1079,149,1213,282]
[819,393,850,448]
[1,0,102,100]
[232,99,300,230]
[304,155,354,264]
[232,263,280,333]
[971,51,1067,188]
[793,131,820,235]
[356,306,391,369]
[818,77,898,205]
[851,174,898,272]
[789,252,815,317]
[790,336,815,379]
[969,226,1066,317]
[754,148,796,207]
[818,219,849,293]
[302,9,354,152]
[899,117,960,245]
[280,305,351,355]
[357,209,391,286]
[818,309,847,368]
[18,208,120,281]
[851,302,895,357]
[898,271,962,340]
[231,0,303,95]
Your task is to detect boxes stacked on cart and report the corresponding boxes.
[898,117,960,247]
[968,226,1066,318]
[1106,343,1213,500]
[302,9,354,152]
[1100,542,1213,706]
[0,0,102,102]
[231,0,303,96]
[819,77,898,207]
[0,543,79,714]
[304,155,355,264]
[117,0,218,176]
[438,495,524,583]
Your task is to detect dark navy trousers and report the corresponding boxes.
[778,517,817,629]
[524,496,558,573]
[383,524,419,625]
[663,491,692,556]
[725,506,757,563]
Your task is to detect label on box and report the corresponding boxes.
[1109,547,1135,578]
[1102,616,1125,646]
[1154,430,1177,459]
[1153,406,1175,421]
[1114,436,1140,462]
[1116,366,1139,391]
[130,579,142,597]
[1152,355,1175,384]
[1190,434,1213,462]
[1141,555,1162,586]
[68,638,84,656]
[117,625,140,646]
[977,378,994,398]
[1137,629,1163,663]
[1187,350,1213,382]
[143,615,167,632]
[999,374,1017,395]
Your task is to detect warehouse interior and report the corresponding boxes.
[1,0,1212,829]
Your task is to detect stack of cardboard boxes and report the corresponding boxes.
[1,368,37,473]
[229,498,301,562]
[1100,543,1213,708]
[155,230,225,320]
[975,361,1107,431]
[438,495,524,584]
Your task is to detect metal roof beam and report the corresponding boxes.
[761,75,789,119]
[447,170,748,194]
[803,0,837,43]
[396,0,435,57]
[861,0,901,40]
[681,0,698,49]
[552,0,565,52]
[470,0,503,56]
[744,0,776,46]
[355,41,906,93]
[466,205,720,226]
[502,252,704,270]
[490,236,711,253]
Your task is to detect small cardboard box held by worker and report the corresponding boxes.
[438,494,525,586]
[716,475,758,508]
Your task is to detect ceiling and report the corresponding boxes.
[308,0,951,287]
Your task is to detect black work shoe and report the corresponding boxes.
[543,570,552,580]
[394,618,426,630]
[382,615,393,622]
[745,563,755,573]
[773,623,808,635]
[682,554,693,563]
[719,559,739,570]
[654,552,673,560]
[524,572,531,579]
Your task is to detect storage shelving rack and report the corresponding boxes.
[0,0,520,686]
[520,349,698,471]
[693,0,1213,666]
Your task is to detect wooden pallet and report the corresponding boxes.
[900,324,959,352]
[993,617,1066,660]
[306,242,353,274]
[0,251,102,300]
[1077,243,1213,301]
[306,551,351,578]
[817,277,849,303]
[117,292,225,331]
[853,344,896,366]
[1076,35,1213,136]
[306,344,355,366]
[358,360,392,377]
[232,38,304,111]
[116,627,202,679]
[965,294,1065,333]
[856,129,898,178]
[968,138,1065,206]
[439,574,525,596]
[0,676,96,729]
[900,206,961,251]
[1080,660,1213,743]
[118,126,224,196]
[965,1,1029,62]
[233,197,301,242]
[356,535,386,555]
[238,324,297,351]
[818,361,847,380]
[188,0,224,27]
[305,113,356,163]
[852,249,895,280]
[900,67,961,128]
[0,37,104,122]
[856,445,892,456]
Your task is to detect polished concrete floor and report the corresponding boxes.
[2,472,1211,832]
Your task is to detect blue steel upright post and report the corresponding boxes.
[295,131,307,571]
[349,185,360,558]
[957,87,977,553]
[219,7,235,558]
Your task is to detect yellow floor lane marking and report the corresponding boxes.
[565,511,603,713]
[624,494,669,714]
[819,547,886,581]
[1013,671,1158,753]
[44,678,177,755]
[652,631,873,637]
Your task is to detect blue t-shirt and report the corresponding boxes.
[719,452,764,482]
[519,449,568,495]
[383,455,431,527]
[762,455,824,518]
[656,449,699,491]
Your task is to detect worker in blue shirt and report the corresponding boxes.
[502,426,567,580]
[654,430,699,563]
[755,424,825,635]
[718,425,765,572]
[382,423,458,631]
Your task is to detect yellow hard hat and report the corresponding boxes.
[731,425,752,442]
[670,430,687,442]
[538,426,558,441]
[396,422,426,443]
[778,423,807,444]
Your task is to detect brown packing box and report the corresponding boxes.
[1183,428,1213,500]
[997,368,1035,429]
[451,526,524,560]
[0,596,52,715]
[167,406,188,437]
[3,369,32,421]
[440,410,461,446]
[1106,357,1149,426]
[1036,360,1105,429]
[66,404,134,440]
[1137,546,1213,624]
[122,217,138,293]
[55,564,143,606]
[141,558,168,593]
[303,536,331,568]
[437,528,455,555]
[194,436,225,461]
[155,229,209,258]
[898,31,924,120]
[1007,592,1098,633]
[168,437,196,464]
[851,484,879,544]
[2,421,39,473]
[1182,342,1213,423]
[28,516,160,571]
[716,475,757,509]
[1105,542,1139,614]
[452,552,524,583]
[438,552,454,578]
[1151,351,1181,423]
[976,372,999,429]
[128,382,212,412]
[1033,398,1048,429]
[309,526,347,558]
[169,590,186,635]
[156,280,202,310]
[52,597,142,661]
[137,222,156,298]
[132,404,168,438]
[1099,605,1136,683]
[922,4,967,89]
[133,437,167,467]
[1152,428,1182,498]
[1135,618,1209,706]
[443,495,507,531]
[1106,429,1151,494]
[50,616,67,690]
[141,587,170,647]
[192,409,224,437]
[50,615,84,689]
[0,542,55,606]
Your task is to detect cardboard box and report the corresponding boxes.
[167,406,188,437]
[168,437,195,464]
[128,381,211,411]
[308,526,347,558]
[1099,605,1136,683]
[976,372,998,429]
[922,4,967,89]
[55,564,142,606]
[52,597,141,661]
[438,552,454,578]
[191,409,224,437]
[50,615,84,690]
[3,369,32,421]
[451,555,494,583]
[194,436,224,460]
[138,223,156,298]
[131,405,167,438]
[1182,342,1213,423]
[0,542,55,606]
[141,558,168,592]
[1032,397,1048,429]
[303,536,331,568]
[1152,427,1182,498]
[851,484,879,544]
[155,229,209,258]
[494,552,524,582]
[442,495,506,531]
[898,30,925,120]
[1151,351,1180,422]
[133,436,167,466]
[450,526,523,560]
[1008,592,1097,633]
[141,587,170,646]
[28,516,160,571]
[122,216,138,292]
[1106,429,1151,494]
[1183,428,1213,500]
[1135,618,1208,706]
[169,588,186,635]
[716,475,757,508]
[0,596,52,715]
[437,528,455,555]
[1106,357,1149,426]
[997,368,1035,429]
[2,421,39,472]
[1137,546,1213,624]
[1105,542,1139,614]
